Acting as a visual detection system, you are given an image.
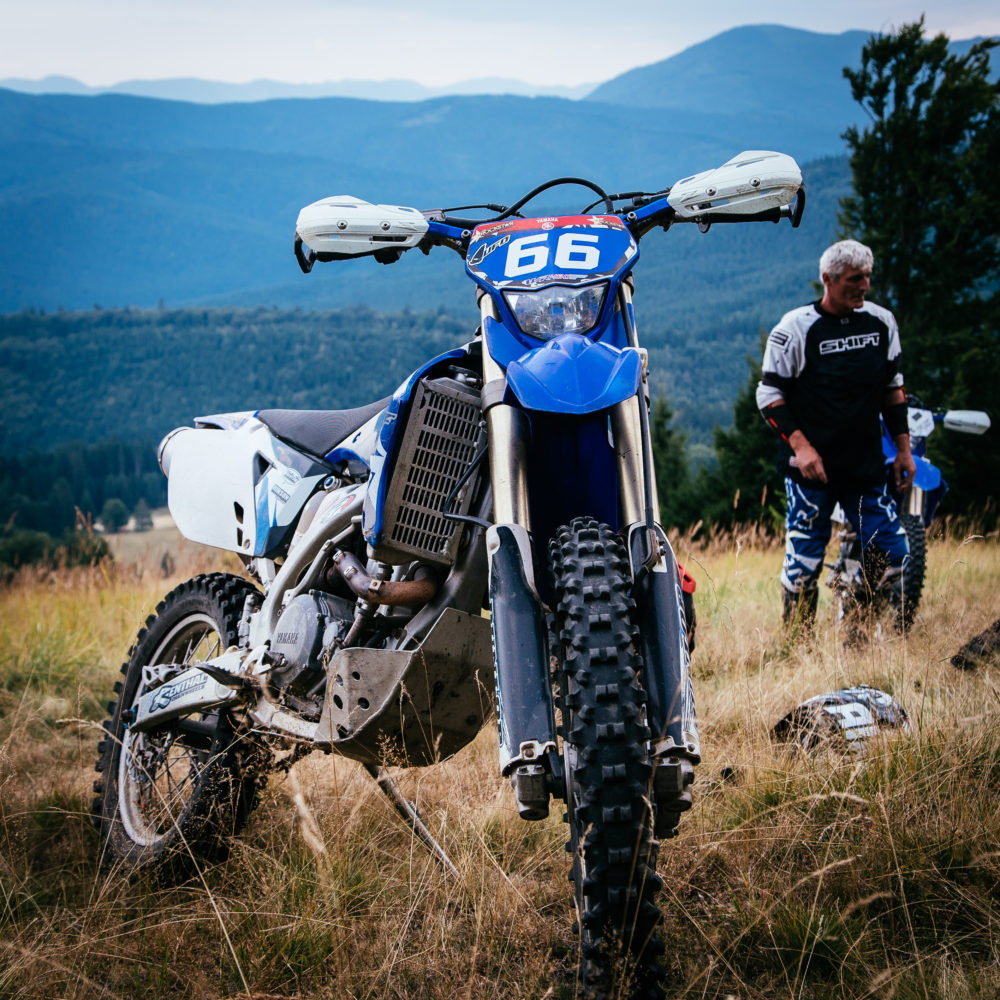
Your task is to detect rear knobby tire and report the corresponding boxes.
[93,573,268,873]
[891,512,926,632]
[549,518,665,1000]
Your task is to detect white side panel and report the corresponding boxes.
[165,426,258,553]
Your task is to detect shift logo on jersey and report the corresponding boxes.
[818,332,880,355]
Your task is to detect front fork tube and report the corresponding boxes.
[480,298,558,819]
[613,394,701,828]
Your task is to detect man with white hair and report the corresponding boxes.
[756,239,916,629]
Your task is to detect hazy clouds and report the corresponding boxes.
[1,0,996,86]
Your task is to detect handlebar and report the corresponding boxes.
[416,180,805,259]
[296,156,806,269]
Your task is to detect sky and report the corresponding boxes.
[1,0,997,87]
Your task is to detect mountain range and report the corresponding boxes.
[0,25,878,313]
[0,23,990,453]
[2,22,992,317]
[0,73,595,103]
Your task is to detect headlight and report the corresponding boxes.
[504,282,607,340]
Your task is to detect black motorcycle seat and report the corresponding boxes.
[256,396,391,459]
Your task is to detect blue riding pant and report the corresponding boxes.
[781,477,909,594]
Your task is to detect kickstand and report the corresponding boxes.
[363,763,460,877]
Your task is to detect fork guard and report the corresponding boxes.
[628,524,701,762]
[486,524,558,775]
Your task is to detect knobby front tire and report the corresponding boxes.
[549,518,666,1000]
[891,512,926,632]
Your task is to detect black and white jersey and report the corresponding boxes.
[756,300,904,488]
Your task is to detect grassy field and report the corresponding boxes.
[1,523,999,999]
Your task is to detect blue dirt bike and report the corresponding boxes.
[94,151,805,999]
[828,399,990,629]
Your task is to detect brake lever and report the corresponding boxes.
[783,187,806,228]
[294,236,316,274]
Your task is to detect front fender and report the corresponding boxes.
[506,334,642,414]
[882,425,941,491]
[883,447,942,491]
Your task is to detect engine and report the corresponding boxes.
[268,591,356,717]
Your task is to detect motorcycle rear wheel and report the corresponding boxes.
[549,518,665,1000]
[93,573,268,872]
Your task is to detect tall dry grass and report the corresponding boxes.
[1,525,998,998]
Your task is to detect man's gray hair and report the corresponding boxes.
[819,239,873,281]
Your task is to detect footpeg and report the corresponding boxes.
[511,763,549,821]
[652,756,694,838]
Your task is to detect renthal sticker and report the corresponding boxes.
[819,332,880,355]
[468,234,511,266]
[476,215,623,239]
[149,673,208,712]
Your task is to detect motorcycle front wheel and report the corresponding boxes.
[890,512,926,632]
[93,573,269,872]
[549,518,665,1000]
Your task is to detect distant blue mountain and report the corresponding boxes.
[2,23,987,315]
[587,24,872,117]
[0,74,594,103]
[586,23,993,112]
[0,86,849,314]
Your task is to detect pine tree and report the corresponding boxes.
[839,20,1000,513]
[100,498,129,534]
[132,497,154,532]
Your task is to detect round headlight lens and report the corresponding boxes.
[504,282,608,340]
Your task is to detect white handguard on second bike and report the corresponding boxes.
[942,410,991,435]
[668,150,802,219]
[296,195,428,258]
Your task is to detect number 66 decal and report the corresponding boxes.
[504,232,601,278]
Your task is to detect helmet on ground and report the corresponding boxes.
[772,684,911,750]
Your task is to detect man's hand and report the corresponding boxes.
[788,430,827,483]
[892,435,916,491]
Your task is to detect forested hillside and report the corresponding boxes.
[0,307,467,455]
[0,157,849,463]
